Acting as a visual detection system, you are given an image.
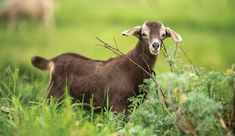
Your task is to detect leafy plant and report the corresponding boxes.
[0,45,234,136]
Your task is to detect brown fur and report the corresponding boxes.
[31,21,182,112]
[32,43,157,112]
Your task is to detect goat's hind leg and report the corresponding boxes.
[46,73,66,101]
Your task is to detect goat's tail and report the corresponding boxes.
[31,56,52,71]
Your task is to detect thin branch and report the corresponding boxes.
[113,37,119,50]
[161,46,168,60]
[178,46,200,77]
[176,108,198,136]
[95,44,120,56]
[162,42,168,54]
[96,37,154,81]
[217,112,229,134]
[139,54,151,74]
[162,43,173,72]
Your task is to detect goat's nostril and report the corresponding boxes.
[152,43,160,49]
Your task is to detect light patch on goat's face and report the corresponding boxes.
[141,23,150,41]
[149,44,160,55]
[149,37,161,55]
[146,22,165,55]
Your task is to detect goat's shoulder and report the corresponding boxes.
[101,56,133,78]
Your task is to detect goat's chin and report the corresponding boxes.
[149,49,159,55]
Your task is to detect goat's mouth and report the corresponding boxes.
[150,49,159,55]
[149,46,160,55]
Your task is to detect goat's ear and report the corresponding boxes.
[165,27,183,43]
[122,26,141,38]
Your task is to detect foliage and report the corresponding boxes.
[0,45,234,136]
[0,0,235,135]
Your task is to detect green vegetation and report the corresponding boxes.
[0,46,234,135]
[0,0,235,135]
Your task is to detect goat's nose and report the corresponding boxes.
[152,42,160,49]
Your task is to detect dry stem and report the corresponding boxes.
[178,46,200,77]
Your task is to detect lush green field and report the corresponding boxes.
[0,0,235,135]
[0,0,235,71]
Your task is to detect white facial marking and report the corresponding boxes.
[141,23,150,41]
[149,39,161,55]
[149,45,159,55]
[149,24,163,55]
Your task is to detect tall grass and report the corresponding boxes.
[0,45,234,135]
[0,68,126,136]
[0,0,235,71]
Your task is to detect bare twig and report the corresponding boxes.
[139,54,151,74]
[162,43,173,72]
[217,112,229,134]
[113,37,119,50]
[157,87,169,112]
[96,37,154,81]
[162,42,168,54]
[178,46,200,77]
[176,108,198,136]
[161,46,168,60]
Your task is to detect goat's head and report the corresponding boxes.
[122,21,182,55]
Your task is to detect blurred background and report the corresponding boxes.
[0,0,234,74]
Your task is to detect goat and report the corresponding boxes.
[0,0,54,31]
[31,21,182,112]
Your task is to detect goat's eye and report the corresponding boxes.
[161,33,167,38]
[141,33,147,37]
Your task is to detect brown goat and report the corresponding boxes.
[31,21,182,112]
[0,0,54,31]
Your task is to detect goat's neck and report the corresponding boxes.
[127,41,157,75]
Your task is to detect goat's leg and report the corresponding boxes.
[110,98,129,113]
[47,76,66,100]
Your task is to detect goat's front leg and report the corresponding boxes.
[110,96,129,113]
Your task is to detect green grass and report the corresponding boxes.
[0,53,234,135]
[0,67,125,136]
[0,0,235,135]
